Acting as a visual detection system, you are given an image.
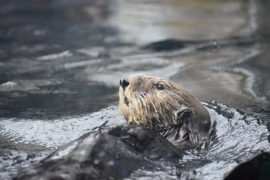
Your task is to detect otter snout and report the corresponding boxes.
[120,79,129,90]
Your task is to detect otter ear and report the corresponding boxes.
[176,107,192,119]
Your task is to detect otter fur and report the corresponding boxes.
[119,74,211,148]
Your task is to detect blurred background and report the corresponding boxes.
[0,0,269,119]
[0,0,270,178]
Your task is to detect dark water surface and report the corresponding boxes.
[0,0,121,119]
[0,0,270,179]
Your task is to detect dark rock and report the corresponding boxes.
[225,152,270,180]
[143,39,185,52]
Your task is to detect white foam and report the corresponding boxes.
[1,81,17,87]
[37,51,72,61]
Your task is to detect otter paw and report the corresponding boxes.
[124,125,184,160]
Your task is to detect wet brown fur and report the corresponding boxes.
[119,74,211,148]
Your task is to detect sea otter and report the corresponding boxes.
[14,74,211,180]
[119,74,211,148]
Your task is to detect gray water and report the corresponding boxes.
[1,102,269,179]
[0,0,270,179]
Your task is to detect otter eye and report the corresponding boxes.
[156,84,164,90]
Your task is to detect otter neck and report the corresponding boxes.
[156,124,190,146]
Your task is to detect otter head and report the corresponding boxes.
[119,74,210,132]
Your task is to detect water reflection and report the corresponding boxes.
[110,0,248,44]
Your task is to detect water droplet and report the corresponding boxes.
[94,159,99,164]
[98,151,105,157]
[108,160,114,166]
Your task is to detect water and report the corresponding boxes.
[1,102,269,179]
[0,0,270,179]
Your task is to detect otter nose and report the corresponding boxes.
[120,79,129,90]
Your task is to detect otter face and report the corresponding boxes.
[119,74,198,130]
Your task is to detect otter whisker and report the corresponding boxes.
[144,93,158,113]
[129,92,149,125]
